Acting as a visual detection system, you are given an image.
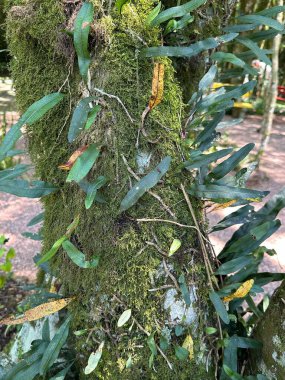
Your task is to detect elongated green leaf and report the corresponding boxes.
[237,14,284,31]
[62,240,99,268]
[178,274,190,305]
[22,232,43,241]
[120,156,171,212]
[187,183,269,202]
[0,179,58,198]
[6,149,26,157]
[209,291,229,324]
[198,65,217,92]
[49,363,73,380]
[220,220,281,259]
[0,93,64,160]
[40,316,71,376]
[117,309,132,327]
[223,24,256,33]
[84,342,104,375]
[0,164,30,182]
[234,336,262,349]
[73,2,94,81]
[209,143,254,180]
[27,212,45,227]
[257,5,285,17]
[223,365,243,380]
[151,0,206,26]
[194,112,225,146]
[37,235,67,265]
[141,33,238,58]
[183,148,233,169]
[146,2,161,26]
[85,175,107,209]
[85,105,101,130]
[68,97,96,142]
[211,205,254,232]
[67,144,100,183]
[211,52,257,76]
[215,256,253,275]
[250,28,281,43]
[236,37,271,66]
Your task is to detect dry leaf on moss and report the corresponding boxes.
[0,297,74,325]
[58,145,89,171]
[223,279,254,302]
[182,334,194,360]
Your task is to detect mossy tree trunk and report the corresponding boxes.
[6,0,231,378]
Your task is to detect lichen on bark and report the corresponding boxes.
[6,0,217,378]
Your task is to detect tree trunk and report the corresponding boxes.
[257,0,283,166]
[252,280,285,379]
[5,0,231,378]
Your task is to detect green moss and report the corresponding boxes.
[6,0,215,378]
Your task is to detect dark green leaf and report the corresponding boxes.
[73,2,94,81]
[0,164,30,182]
[209,143,254,180]
[0,179,58,198]
[67,144,100,183]
[85,176,107,209]
[42,318,50,342]
[27,212,45,227]
[36,235,67,265]
[237,14,284,31]
[120,156,171,212]
[223,24,256,33]
[141,33,237,57]
[236,37,271,66]
[62,240,99,269]
[257,5,285,17]
[85,105,101,130]
[183,148,232,169]
[215,256,254,275]
[68,97,96,142]
[211,205,254,232]
[151,0,206,26]
[49,363,73,380]
[198,65,217,92]
[175,346,189,361]
[223,365,243,380]
[22,232,43,241]
[187,183,269,202]
[40,316,71,376]
[211,52,257,76]
[178,274,190,305]
[194,112,225,146]
[209,291,230,324]
[0,93,64,160]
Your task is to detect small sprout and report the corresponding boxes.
[169,239,182,256]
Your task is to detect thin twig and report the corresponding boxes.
[121,155,176,219]
[93,87,134,123]
[146,241,168,257]
[148,285,173,292]
[163,259,180,291]
[136,218,211,244]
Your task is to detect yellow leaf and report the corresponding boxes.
[223,279,254,302]
[58,145,89,171]
[0,297,74,325]
[182,334,194,360]
[149,62,165,110]
[211,199,237,211]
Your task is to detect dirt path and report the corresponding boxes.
[0,78,284,281]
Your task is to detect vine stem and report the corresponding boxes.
[93,87,134,123]
[180,184,223,340]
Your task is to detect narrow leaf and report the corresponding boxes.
[209,291,230,324]
[67,144,100,183]
[120,156,171,212]
[85,105,101,130]
[215,256,254,275]
[62,240,99,268]
[0,179,58,198]
[198,65,217,91]
[85,176,107,209]
[183,148,233,169]
[68,98,96,142]
[59,146,89,171]
[73,2,94,81]
[84,342,105,375]
[146,2,161,26]
[237,14,284,31]
[27,212,45,227]
[236,37,271,66]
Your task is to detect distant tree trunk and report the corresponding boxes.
[257,0,283,166]
[252,280,285,379]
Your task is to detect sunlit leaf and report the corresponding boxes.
[62,240,99,268]
[120,156,171,212]
[169,239,181,256]
[223,279,254,302]
[146,2,161,26]
[182,335,194,360]
[84,341,104,375]
[0,298,74,325]
[85,105,101,130]
[115,0,129,13]
[73,2,94,81]
[117,309,132,327]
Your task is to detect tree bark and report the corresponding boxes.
[5,0,231,378]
